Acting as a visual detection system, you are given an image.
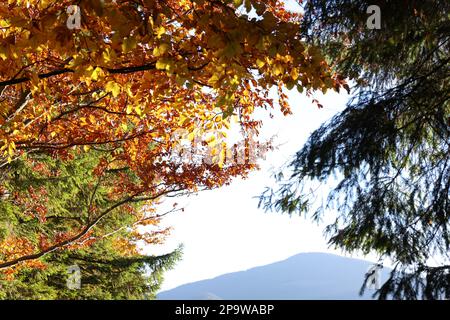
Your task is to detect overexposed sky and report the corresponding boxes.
[145,88,381,292]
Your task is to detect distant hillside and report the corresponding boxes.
[157,252,391,300]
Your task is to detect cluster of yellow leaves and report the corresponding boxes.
[0,237,46,278]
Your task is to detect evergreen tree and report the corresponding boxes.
[260,0,450,299]
[0,242,181,300]
[0,150,180,299]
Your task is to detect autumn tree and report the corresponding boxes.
[0,0,341,296]
[260,0,450,299]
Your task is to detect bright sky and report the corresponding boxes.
[145,87,382,293]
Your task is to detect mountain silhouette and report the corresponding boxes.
[157,252,391,300]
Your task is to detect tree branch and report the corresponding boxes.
[0,63,158,87]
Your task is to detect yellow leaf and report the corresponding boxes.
[205,135,217,146]
[156,59,166,70]
[153,43,170,56]
[68,55,84,68]
[125,84,134,97]
[208,74,220,85]
[218,146,226,168]
[135,106,143,116]
[156,58,174,72]
[91,67,103,81]
[291,68,299,81]
[105,81,121,97]
[8,141,15,156]
[230,75,239,86]
[126,105,133,114]
[206,122,214,130]
[155,26,166,38]
[272,64,284,76]
[0,19,9,28]
[256,58,265,68]
[233,0,243,7]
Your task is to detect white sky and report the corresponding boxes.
[145,88,383,292]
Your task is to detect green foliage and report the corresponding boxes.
[261,0,450,299]
[0,150,134,246]
[0,242,181,300]
[301,0,450,89]
[0,150,180,299]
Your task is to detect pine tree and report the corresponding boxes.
[0,150,180,299]
[0,242,181,300]
[260,0,450,299]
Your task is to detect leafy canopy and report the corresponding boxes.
[0,0,341,295]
